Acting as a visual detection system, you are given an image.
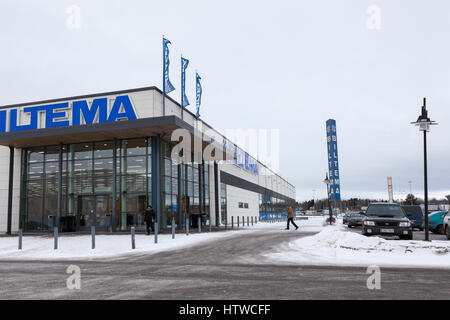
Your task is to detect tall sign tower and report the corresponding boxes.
[326,119,341,212]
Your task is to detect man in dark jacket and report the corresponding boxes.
[143,205,155,235]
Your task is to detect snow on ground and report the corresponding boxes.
[0,218,318,261]
[265,223,450,269]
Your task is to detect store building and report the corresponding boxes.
[0,87,296,234]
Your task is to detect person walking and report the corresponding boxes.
[143,205,156,235]
[285,205,298,230]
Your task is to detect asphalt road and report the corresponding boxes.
[0,227,449,300]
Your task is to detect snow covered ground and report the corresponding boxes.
[4,216,447,269]
[0,218,319,261]
[265,222,450,269]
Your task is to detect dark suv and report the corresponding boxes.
[362,203,413,240]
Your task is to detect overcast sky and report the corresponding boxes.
[1,0,450,202]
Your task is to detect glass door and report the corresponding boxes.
[77,195,95,231]
[76,195,111,231]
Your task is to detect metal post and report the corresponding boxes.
[424,130,429,241]
[18,229,22,250]
[198,216,201,233]
[91,226,96,249]
[131,227,136,249]
[237,216,240,228]
[172,217,175,239]
[7,146,14,235]
[251,216,253,226]
[186,216,190,236]
[154,222,158,244]
[209,215,212,232]
[243,216,245,227]
[112,138,117,232]
[57,143,63,231]
[327,185,332,226]
[54,227,58,250]
[232,216,234,229]
[247,216,249,227]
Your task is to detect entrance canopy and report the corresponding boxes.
[0,115,230,161]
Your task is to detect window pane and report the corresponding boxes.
[94,158,113,176]
[72,160,93,175]
[164,176,171,194]
[28,163,44,179]
[126,156,146,174]
[28,147,45,163]
[26,197,43,231]
[171,178,178,195]
[94,175,113,193]
[126,174,146,193]
[27,180,44,197]
[194,183,199,197]
[72,143,93,160]
[123,139,147,156]
[164,158,172,176]
[94,141,113,158]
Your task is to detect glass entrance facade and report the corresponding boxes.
[19,138,211,233]
[20,138,152,232]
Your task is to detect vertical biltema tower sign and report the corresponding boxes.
[326,119,341,201]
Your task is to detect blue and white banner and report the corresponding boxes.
[326,119,341,201]
[195,73,202,118]
[181,57,190,109]
[163,38,175,95]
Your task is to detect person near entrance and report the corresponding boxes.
[285,205,298,230]
[144,205,156,235]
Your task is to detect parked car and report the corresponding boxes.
[444,214,450,240]
[401,205,424,231]
[428,211,448,234]
[362,203,413,240]
[343,212,351,225]
[347,212,364,228]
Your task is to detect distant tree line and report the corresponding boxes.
[296,194,450,211]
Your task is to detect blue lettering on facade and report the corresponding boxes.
[73,98,108,125]
[2,95,137,132]
[45,103,70,128]
[0,110,6,133]
[107,95,137,122]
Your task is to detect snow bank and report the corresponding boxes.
[0,230,246,261]
[265,225,450,269]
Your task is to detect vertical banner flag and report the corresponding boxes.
[163,38,175,95]
[326,119,341,201]
[181,57,190,109]
[195,73,202,118]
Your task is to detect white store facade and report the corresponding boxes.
[0,87,296,234]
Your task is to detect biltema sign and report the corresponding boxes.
[223,139,258,175]
[326,119,341,201]
[0,95,137,133]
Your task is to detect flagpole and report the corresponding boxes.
[181,54,184,121]
[162,35,166,117]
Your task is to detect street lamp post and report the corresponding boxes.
[411,97,437,241]
[408,180,412,204]
[323,173,333,225]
